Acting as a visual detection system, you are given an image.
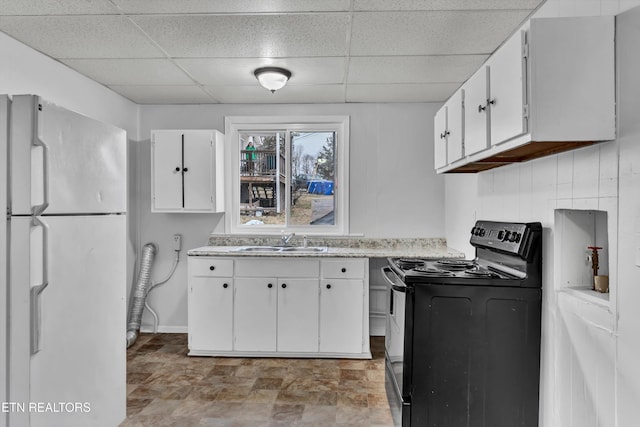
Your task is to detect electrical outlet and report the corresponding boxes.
[173,234,182,251]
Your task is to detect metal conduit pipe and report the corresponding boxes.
[126,243,157,348]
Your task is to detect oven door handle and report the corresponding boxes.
[381,266,409,293]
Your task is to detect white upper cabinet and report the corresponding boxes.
[434,106,448,169]
[433,89,464,168]
[463,67,489,157]
[447,90,464,164]
[434,16,615,173]
[488,30,527,147]
[151,129,224,212]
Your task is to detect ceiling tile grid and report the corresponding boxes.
[0,0,545,104]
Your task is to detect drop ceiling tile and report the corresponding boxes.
[0,0,118,15]
[346,83,460,102]
[0,16,164,58]
[112,0,350,14]
[204,84,346,103]
[353,0,543,11]
[176,57,346,86]
[350,10,531,55]
[348,55,488,84]
[109,85,216,104]
[131,14,350,58]
[61,59,194,85]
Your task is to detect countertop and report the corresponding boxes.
[188,236,464,259]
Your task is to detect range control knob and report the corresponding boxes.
[503,231,511,242]
[511,232,521,243]
[497,230,504,240]
[479,228,486,237]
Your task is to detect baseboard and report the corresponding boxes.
[139,325,188,334]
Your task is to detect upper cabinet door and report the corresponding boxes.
[183,131,214,211]
[151,130,183,211]
[446,90,464,163]
[488,30,527,147]
[463,67,490,156]
[433,106,448,169]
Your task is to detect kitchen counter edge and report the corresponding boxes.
[187,245,465,259]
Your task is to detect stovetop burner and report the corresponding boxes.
[395,259,426,270]
[436,259,477,270]
[412,266,456,276]
[464,267,503,278]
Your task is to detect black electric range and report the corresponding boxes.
[383,221,543,427]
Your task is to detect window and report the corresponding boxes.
[225,116,349,235]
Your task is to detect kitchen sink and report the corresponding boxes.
[279,246,328,252]
[233,246,282,252]
[233,246,328,253]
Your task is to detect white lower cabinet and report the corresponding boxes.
[319,279,364,354]
[277,279,319,352]
[234,277,277,352]
[187,256,370,358]
[188,259,234,351]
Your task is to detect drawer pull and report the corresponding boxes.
[281,283,287,289]
[267,283,273,288]
[209,266,215,271]
[223,283,228,289]
[326,284,332,289]
[341,268,346,273]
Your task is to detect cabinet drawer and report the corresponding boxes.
[235,258,319,278]
[321,259,366,279]
[189,257,234,277]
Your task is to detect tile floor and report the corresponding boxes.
[121,334,394,426]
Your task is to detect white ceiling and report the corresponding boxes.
[0,0,545,104]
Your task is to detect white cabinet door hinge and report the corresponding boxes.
[523,104,530,119]
[522,43,529,59]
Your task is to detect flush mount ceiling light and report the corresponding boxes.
[254,67,292,93]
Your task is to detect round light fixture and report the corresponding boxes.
[254,67,292,93]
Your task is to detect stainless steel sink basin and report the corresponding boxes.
[233,246,281,252]
[233,246,328,253]
[279,246,328,252]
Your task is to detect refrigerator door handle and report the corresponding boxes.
[30,216,49,354]
[31,123,50,216]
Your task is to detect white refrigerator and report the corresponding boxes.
[1,95,127,427]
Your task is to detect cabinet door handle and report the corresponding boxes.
[223,283,228,289]
[209,266,215,271]
[341,268,346,273]
[489,98,496,106]
[268,283,273,288]
[281,283,287,289]
[175,167,181,172]
[183,167,189,172]
[326,284,332,289]
[478,104,487,112]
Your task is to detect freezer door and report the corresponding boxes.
[9,215,126,427]
[10,95,126,215]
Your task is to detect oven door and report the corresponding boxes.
[382,265,411,426]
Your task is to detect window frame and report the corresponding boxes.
[225,115,350,235]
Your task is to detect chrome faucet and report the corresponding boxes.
[281,231,295,246]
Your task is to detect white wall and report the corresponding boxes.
[0,32,138,136]
[444,2,640,426]
[135,102,445,331]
